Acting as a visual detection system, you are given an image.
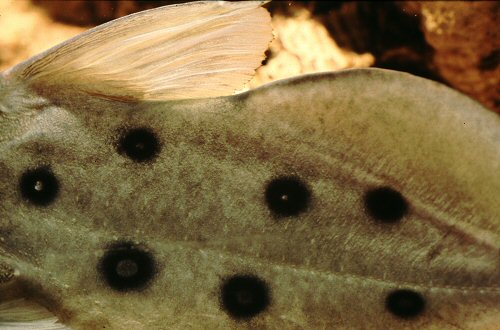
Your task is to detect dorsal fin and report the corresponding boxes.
[2,1,272,101]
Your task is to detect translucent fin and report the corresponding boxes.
[0,299,71,330]
[3,1,272,101]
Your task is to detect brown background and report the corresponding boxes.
[0,1,498,113]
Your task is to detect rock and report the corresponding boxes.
[0,1,498,113]
[417,1,499,113]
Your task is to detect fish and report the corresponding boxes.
[0,1,499,329]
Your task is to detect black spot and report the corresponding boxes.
[364,187,408,223]
[265,176,311,217]
[386,289,426,318]
[19,166,59,206]
[117,127,160,162]
[220,274,270,319]
[478,50,499,71]
[99,242,156,292]
[261,49,272,65]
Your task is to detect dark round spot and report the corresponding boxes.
[221,274,270,319]
[19,166,59,206]
[364,187,408,223]
[265,176,311,217]
[478,50,499,71]
[99,242,156,292]
[261,49,272,65]
[117,127,160,162]
[386,289,426,318]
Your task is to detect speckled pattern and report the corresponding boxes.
[0,1,499,329]
[1,69,499,329]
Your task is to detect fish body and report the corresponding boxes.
[1,1,499,329]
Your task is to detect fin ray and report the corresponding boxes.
[4,1,272,101]
[0,299,71,329]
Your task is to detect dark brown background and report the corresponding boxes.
[1,1,498,113]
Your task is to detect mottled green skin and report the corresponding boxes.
[1,69,499,329]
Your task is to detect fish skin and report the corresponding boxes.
[1,2,500,330]
[0,69,499,329]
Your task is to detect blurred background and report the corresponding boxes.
[0,0,498,113]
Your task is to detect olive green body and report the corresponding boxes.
[1,69,499,329]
